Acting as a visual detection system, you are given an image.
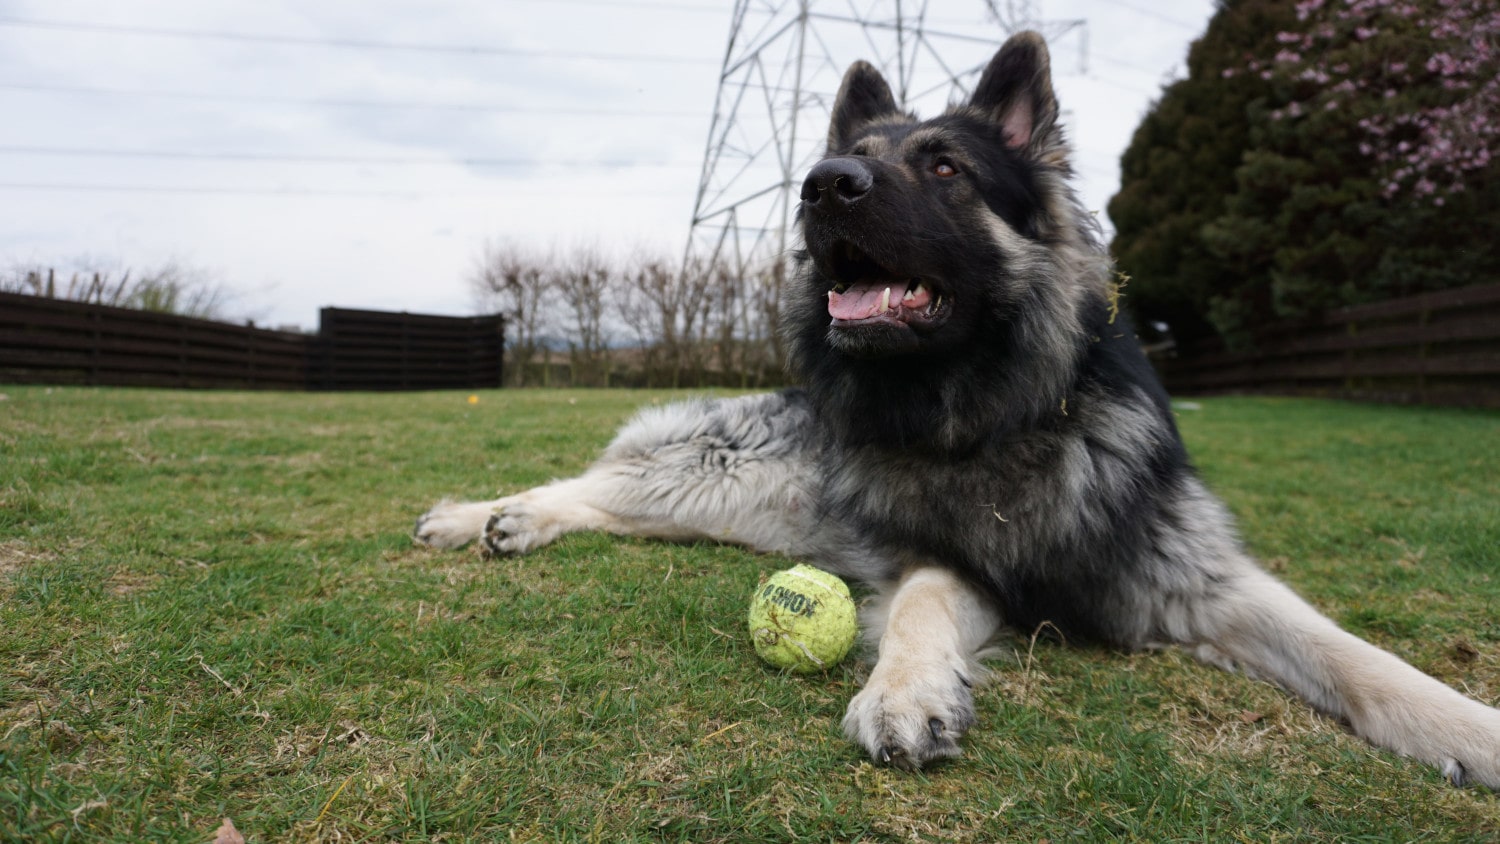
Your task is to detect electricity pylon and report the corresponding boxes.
[684,1,1085,295]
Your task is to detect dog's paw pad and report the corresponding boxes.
[481,505,551,556]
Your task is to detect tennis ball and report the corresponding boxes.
[748,564,857,673]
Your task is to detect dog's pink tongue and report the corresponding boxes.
[828,283,891,320]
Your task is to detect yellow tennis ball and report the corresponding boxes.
[748,564,857,673]
[467,394,479,404]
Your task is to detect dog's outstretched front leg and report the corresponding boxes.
[415,392,826,557]
[414,475,635,555]
[413,499,504,549]
[843,567,1003,770]
[476,476,635,556]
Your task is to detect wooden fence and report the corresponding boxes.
[0,292,309,389]
[0,292,504,391]
[315,307,504,391]
[1157,282,1500,407]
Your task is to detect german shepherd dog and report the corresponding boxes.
[416,32,1500,784]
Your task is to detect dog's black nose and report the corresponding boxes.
[800,157,873,209]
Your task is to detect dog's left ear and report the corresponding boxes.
[969,31,1061,157]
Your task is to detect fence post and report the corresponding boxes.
[1417,307,1430,403]
[179,319,189,387]
[89,308,101,385]
[1343,318,1358,392]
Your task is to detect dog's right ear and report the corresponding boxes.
[827,61,899,151]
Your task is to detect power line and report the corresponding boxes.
[503,0,726,12]
[1091,0,1205,31]
[0,181,686,198]
[0,16,720,65]
[0,82,706,118]
[0,144,698,169]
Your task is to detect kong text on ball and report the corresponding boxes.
[747,564,857,673]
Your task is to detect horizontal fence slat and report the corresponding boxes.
[1158,281,1500,408]
[1330,282,1500,323]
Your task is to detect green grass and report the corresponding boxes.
[2,387,1499,842]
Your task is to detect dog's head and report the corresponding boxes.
[786,32,1109,449]
[792,31,1077,360]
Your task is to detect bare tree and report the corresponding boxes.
[129,261,236,319]
[464,241,790,388]
[618,252,717,387]
[734,260,785,387]
[2,257,240,321]
[616,256,670,386]
[555,246,613,387]
[471,241,557,387]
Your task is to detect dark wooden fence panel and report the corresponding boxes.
[315,307,504,391]
[0,292,309,389]
[1157,282,1500,407]
[0,293,505,391]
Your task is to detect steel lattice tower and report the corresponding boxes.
[684,1,1085,297]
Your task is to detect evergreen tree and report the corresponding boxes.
[1110,0,1500,346]
[1109,0,1294,342]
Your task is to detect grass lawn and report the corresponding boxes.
[2,386,1499,842]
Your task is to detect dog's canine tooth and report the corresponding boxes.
[879,287,891,313]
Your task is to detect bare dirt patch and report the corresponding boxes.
[0,540,54,578]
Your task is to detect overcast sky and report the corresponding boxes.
[0,0,1216,330]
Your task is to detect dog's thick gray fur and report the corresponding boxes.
[416,32,1500,784]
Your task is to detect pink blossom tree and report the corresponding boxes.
[1231,0,1499,204]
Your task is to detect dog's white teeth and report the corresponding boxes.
[903,287,917,303]
[928,293,942,315]
[878,287,891,314]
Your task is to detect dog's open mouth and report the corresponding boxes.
[824,241,949,331]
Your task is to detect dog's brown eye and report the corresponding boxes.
[933,160,958,177]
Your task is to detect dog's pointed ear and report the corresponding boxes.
[828,61,899,151]
[969,31,1060,157]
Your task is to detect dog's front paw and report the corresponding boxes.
[480,498,556,557]
[414,499,495,549]
[1403,694,1500,790]
[843,659,976,771]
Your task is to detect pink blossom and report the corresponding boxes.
[1244,0,1500,206]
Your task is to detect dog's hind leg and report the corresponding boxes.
[1179,561,1500,788]
[842,566,1004,770]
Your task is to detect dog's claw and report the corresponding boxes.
[878,745,915,771]
[1445,759,1469,787]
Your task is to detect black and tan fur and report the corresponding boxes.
[416,32,1500,783]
